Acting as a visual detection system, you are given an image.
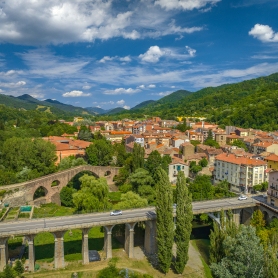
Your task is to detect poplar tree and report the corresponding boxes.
[132,143,145,172]
[155,167,175,273]
[175,171,193,274]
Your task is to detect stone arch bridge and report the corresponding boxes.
[1,165,120,207]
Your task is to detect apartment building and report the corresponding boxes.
[214,153,267,193]
[168,157,189,184]
[268,170,278,207]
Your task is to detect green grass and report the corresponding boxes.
[0,208,7,219]
[33,203,75,218]
[8,236,23,250]
[191,239,212,278]
[32,227,122,262]
[18,212,30,219]
[5,207,19,220]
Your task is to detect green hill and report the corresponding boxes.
[0,94,94,118]
[131,100,156,110]
[114,73,278,130]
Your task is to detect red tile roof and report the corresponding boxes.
[215,153,267,166]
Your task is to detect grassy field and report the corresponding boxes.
[33,203,75,218]
[25,246,206,278]
[191,239,212,278]
[5,207,19,220]
[30,227,121,262]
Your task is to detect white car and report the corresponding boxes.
[110,210,122,216]
[238,195,247,201]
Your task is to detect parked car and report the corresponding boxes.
[110,210,122,216]
[238,195,247,201]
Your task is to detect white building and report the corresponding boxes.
[214,153,267,193]
[168,158,189,184]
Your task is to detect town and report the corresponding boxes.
[0,112,278,278]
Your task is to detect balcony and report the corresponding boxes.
[270,186,278,190]
[267,191,278,198]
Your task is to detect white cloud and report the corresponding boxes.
[123,105,130,110]
[148,84,156,88]
[0,70,23,76]
[62,90,91,97]
[119,56,132,62]
[249,24,278,43]
[30,93,45,99]
[0,80,26,88]
[151,91,172,96]
[0,89,4,93]
[154,0,220,11]
[139,46,165,63]
[137,84,145,89]
[103,87,140,95]
[186,46,196,57]
[99,56,114,63]
[117,99,125,105]
[82,85,91,90]
[171,86,176,88]
[0,1,204,45]
[99,55,131,63]
[19,49,89,78]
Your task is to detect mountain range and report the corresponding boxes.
[1,72,278,130]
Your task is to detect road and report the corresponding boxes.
[0,197,257,237]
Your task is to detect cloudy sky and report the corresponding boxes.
[0,0,278,110]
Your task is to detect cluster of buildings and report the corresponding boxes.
[53,117,278,208]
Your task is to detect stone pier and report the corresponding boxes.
[144,220,157,255]
[232,209,241,226]
[104,225,114,259]
[124,223,136,258]
[241,207,254,225]
[53,231,65,269]
[82,228,90,265]
[0,237,8,271]
[26,235,36,272]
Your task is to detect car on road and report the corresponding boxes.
[238,195,247,200]
[110,210,122,216]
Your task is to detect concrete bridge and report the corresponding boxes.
[0,165,120,207]
[0,197,268,272]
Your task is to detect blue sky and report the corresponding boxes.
[0,0,278,110]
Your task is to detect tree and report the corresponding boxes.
[114,191,148,209]
[0,137,57,179]
[198,158,208,168]
[210,225,265,278]
[145,150,162,175]
[161,155,172,173]
[189,161,202,175]
[86,139,113,166]
[250,210,266,230]
[231,139,248,151]
[209,210,238,264]
[155,167,175,273]
[60,187,76,207]
[175,171,193,274]
[2,264,15,278]
[72,174,112,212]
[13,260,24,277]
[129,168,154,191]
[113,143,129,167]
[132,143,145,172]
[58,156,86,171]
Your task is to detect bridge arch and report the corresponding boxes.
[51,180,61,187]
[33,186,48,200]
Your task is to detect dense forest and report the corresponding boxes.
[112,73,278,130]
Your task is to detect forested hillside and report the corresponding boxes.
[116,73,278,130]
